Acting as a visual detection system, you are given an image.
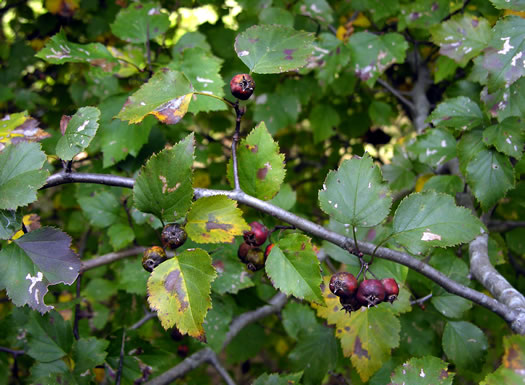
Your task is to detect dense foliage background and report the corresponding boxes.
[1,0,525,384]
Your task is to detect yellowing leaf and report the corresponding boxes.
[415,173,434,192]
[186,196,250,243]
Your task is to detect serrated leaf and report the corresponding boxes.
[186,196,249,243]
[234,25,315,74]
[266,233,323,303]
[147,248,216,338]
[56,107,100,161]
[310,104,340,143]
[319,154,392,227]
[392,192,485,255]
[390,356,454,385]
[253,372,303,385]
[72,337,109,374]
[431,15,491,66]
[35,31,119,71]
[252,93,301,134]
[212,251,254,294]
[0,227,80,313]
[482,77,525,122]
[428,96,484,131]
[0,111,50,152]
[116,69,194,124]
[488,0,525,10]
[434,55,459,83]
[422,175,464,196]
[483,117,524,159]
[227,122,286,200]
[408,128,456,167]
[457,130,485,175]
[168,48,226,113]
[465,148,515,211]
[269,183,296,211]
[0,142,49,210]
[482,17,525,91]
[203,295,234,352]
[348,32,408,86]
[289,324,338,385]
[259,7,295,27]
[442,321,488,371]
[382,146,417,192]
[107,223,134,250]
[481,335,525,385]
[294,0,333,24]
[26,310,73,362]
[282,302,319,341]
[399,0,449,29]
[77,191,122,228]
[313,277,400,381]
[0,209,22,240]
[110,2,170,43]
[133,134,194,223]
[351,0,399,22]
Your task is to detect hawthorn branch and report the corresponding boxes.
[207,352,237,385]
[42,172,525,332]
[376,78,414,111]
[80,246,146,272]
[408,50,432,133]
[487,220,525,233]
[469,234,525,334]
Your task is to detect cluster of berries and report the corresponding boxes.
[329,272,399,313]
[142,224,187,272]
[237,221,273,271]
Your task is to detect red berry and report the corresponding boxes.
[339,295,362,313]
[245,248,265,271]
[243,222,269,246]
[329,272,358,298]
[230,74,255,100]
[161,224,187,250]
[264,243,275,258]
[237,242,252,262]
[356,279,386,307]
[381,278,399,304]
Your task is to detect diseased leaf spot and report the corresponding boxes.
[246,144,258,153]
[150,94,191,125]
[158,175,181,194]
[164,270,189,311]
[439,369,449,379]
[421,231,442,241]
[257,166,269,180]
[354,337,370,359]
[283,48,296,60]
[205,214,233,232]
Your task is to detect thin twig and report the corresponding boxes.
[377,78,415,110]
[410,293,432,306]
[73,274,82,340]
[130,312,157,330]
[207,352,237,385]
[116,330,126,385]
[231,102,245,192]
[488,220,525,233]
[80,246,146,271]
[0,347,24,356]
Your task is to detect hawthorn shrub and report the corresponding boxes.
[1,1,525,384]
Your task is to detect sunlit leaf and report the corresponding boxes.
[111,2,170,43]
[427,96,484,131]
[55,107,100,161]
[408,128,456,167]
[0,111,50,152]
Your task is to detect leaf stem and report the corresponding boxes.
[231,101,245,192]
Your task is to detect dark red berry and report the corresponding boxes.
[356,279,386,307]
[381,278,399,304]
[245,248,265,271]
[142,246,168,272]
[329,272,358,298]
[230,73,255,100]
[237,242,252,262]
[339,295,362,313]
[177,345,189,357]
[161,224,187,250]
[243,222,269,246]
[264,243,275,258]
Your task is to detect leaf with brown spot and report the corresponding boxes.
[186,196,249,244]
[147,249,216,337]
[390,356,454,385]
[227,122,286,200]
[0,112,51,153]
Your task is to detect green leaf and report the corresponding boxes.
[483,117,524,159]
[481,335,525,385]
[382,146,417,192]
[147,248,216,338]
[319,154,392,227]
[428,96,484,131]
[211,250,254,294]
[253,372,303,385]
[116,258,148,296]
[465,148,515,211]
[482,77,525,122]
[265,233,323,303]
[259,7,294,27]
[168,47,226,113]
[282,302,318,341]
[390,356,454,385]
[269,183,296,211]
[253,93,301,134]
[35,31,119,71]
[408,128,456,167]
[350,0,399,23]
[457,130,485,175]
[110,2,170,43]
[107,223,135,250]
[289,324,338,385]
[186,196,249,243]
[430,15,491,66]
[203,295,234,352]
[234,25,315,74]
[227,122,286,200]
[0,142,48,210]
[83,278,117,302]
[348,32,408,86]
[488,0,525,10]
[294,0,333,24]
[0,227,80,313]
[392,192,485,254]
[116,69,194,124]
[72,337,109,374]
[422,175,464,196]
[56,106,100,161]
[133,134,194,223]
[0,111,50,152]
[369,101,395,126]
[399,0,449,29]
[434,55,459,83]
[77,191,121,228]
[0,209,21,240]
[442,321,488,371]
[482,17,525,91]
[309,104,340,143]
[26,310,73,362]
